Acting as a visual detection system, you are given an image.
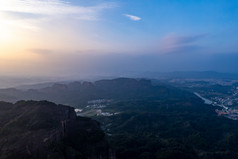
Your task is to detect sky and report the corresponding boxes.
[0,0,238,78]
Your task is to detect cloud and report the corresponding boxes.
[162,33,207,46]
[28,49,53,55]
[159,33,208,53]
[1,11,45,20]
[124,14,141,21]
[0,0,114,19]
[0,0,115,20]
[0,0,115,31]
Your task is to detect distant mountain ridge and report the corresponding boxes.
[0,78,194,107]
[1,71,237,89]
[140,71,238,79]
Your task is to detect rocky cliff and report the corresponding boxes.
[0,100,111,159]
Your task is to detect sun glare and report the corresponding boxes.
[0,20,13,43]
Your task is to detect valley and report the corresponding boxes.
[1,78,238,158]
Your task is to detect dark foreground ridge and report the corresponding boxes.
[0,100,111,159]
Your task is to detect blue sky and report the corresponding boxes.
[0,0,238,76]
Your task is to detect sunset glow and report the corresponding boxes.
[0,0,238,77]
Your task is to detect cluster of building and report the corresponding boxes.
[76,99,120,117]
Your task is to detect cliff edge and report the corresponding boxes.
[0,100,111,159]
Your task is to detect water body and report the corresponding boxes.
[194,92,213,105]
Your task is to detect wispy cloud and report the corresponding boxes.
[0,0,115,31]
[0,0,114,20]
[28,49,53,55]
[124,14,141,21]
[159,33,208,53]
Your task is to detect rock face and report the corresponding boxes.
[0,101,110,159]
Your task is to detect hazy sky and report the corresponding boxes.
[0,0,238,77]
